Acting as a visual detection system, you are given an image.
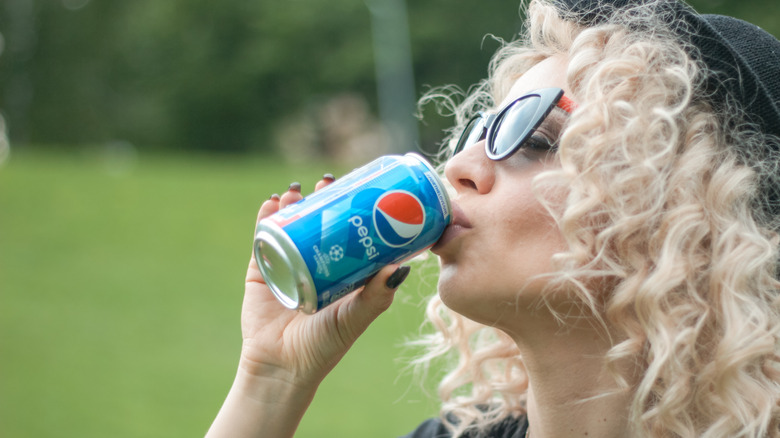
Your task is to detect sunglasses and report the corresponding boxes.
[453,87,577,160]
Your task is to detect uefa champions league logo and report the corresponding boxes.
[372,190,425,248]
[328,245,344,262]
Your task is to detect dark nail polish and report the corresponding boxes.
[323,173,335,181]
[288,182,302,192]
[269,193,280,201]
[385,266,411,289]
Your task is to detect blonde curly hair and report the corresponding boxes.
[415,0,780,436]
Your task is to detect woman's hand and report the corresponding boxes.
[240,177,408,386]
[206,175,410,438]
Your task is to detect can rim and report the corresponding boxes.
[254,223,318,314]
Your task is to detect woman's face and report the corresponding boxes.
[431,55,573,326]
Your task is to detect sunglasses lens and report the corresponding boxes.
[455,115,487,155]
[489,95,542,158]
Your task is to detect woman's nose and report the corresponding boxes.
[444,141,495,195]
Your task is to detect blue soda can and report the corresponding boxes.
[253,153,451,313]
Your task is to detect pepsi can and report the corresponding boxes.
[253,153,451,313]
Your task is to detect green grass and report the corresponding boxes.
[0,148,441,437]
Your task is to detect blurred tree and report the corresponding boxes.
[1,0,38,145]
[0,0,777,154]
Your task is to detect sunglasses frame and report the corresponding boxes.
[454,87,573,161]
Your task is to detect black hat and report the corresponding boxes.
[555,0,780,143]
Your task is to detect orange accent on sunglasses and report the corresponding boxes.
[557,95,578,113]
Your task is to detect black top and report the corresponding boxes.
[400,415,529,438]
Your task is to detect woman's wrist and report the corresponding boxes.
[236,342,327,392]
[232,359,320,405]
[205,362,320,438]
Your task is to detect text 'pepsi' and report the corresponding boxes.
[254,153,452,313]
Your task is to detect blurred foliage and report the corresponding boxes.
[0,0,778,154]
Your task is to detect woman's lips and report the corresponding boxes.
[432,203,472,252]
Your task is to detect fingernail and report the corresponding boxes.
[288,182,301,192]
[385,266,411,289]
[269,193,280,201]
[323,173,335,182]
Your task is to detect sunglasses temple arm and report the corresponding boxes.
[557,95,578,113]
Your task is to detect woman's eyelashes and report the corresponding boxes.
[524,133,557,151]
[524,110,567,152]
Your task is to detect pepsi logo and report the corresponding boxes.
[373,190,425,247]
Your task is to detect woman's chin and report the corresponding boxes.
[436,267,482,317]
[435,264,459,294]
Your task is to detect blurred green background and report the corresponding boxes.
[0,148,443,437]
[1,0,778,437]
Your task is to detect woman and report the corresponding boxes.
[207,0,780,436]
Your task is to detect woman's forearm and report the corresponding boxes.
[205,367,319,438]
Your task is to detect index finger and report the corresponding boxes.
[257,194,281,223]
